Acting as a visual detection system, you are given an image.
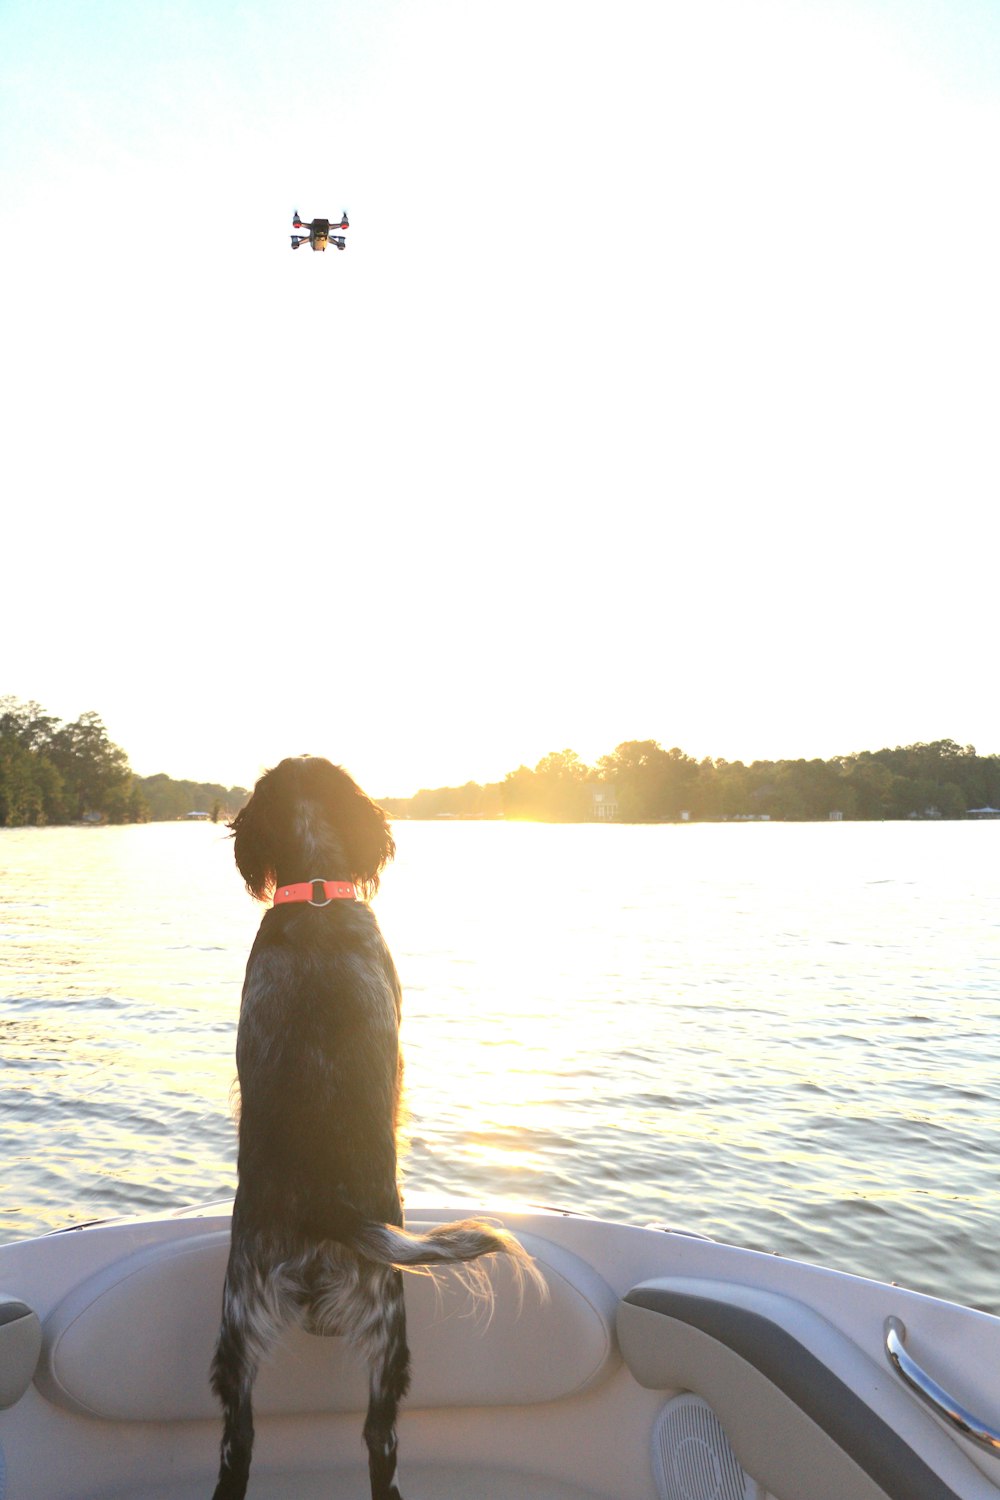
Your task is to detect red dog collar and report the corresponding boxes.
[273,879,358,907]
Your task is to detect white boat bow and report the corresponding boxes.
[1,1201,999,1499]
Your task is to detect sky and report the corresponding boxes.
[2,0,999,796]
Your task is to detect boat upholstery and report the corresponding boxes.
[98,1461,612,1499]
[618,1277,964,1500]
[35,1227,619,1422]
[0,1298,42,1410]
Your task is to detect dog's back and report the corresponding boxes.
[233,896,405,1239]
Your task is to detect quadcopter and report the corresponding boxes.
[291,210,349,252]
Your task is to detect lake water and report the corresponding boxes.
[1,819,998,1313]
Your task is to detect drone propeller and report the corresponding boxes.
[292,212,302,228]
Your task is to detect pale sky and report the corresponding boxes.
[2,0,998,796]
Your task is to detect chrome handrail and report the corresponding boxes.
[884,1316,1000,1454]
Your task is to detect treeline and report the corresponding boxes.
[6,696,997,829]
[381,781,504,820]
[0,698,143,825]
[135,773,249,823]
[381,739,1000,823]
[0,698,247,827]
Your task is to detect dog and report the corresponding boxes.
[210,755,540,1500]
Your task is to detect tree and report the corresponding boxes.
[532,750,592,821]
[768,757,850,820]
[840,753,894,819]
[0,697,59,754]
[658,746,700,819]
[501,764,542,820]
[502,751,592,821]
[709,759,751,818]
[0,699,64,824]
[48,712,133,822]
[599,740,650,819]
[0,735,55,825]
[404,781,503,819]
[598,740,667,821]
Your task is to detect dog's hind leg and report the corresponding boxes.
[300,1251,411,1499]
[210,1295,257,1500]
[361,1267,411,1500]
[210,1252,293,1500]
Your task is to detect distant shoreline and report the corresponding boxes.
[378,738,1000,826]
[3,700,998,829]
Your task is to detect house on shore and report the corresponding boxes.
[592,786,618,821]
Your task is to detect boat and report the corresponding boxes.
[2,1198,999,1499]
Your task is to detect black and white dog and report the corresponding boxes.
[210,755,538,1500]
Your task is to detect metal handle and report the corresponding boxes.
[884,1316,1000,1453]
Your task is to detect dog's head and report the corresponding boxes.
[230,756,395,902]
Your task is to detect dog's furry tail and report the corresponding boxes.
[352,1217,548,1303]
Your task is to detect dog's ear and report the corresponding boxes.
[330,773,396,899]
[229,777,281,901]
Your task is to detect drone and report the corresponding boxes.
[291,211,349,252]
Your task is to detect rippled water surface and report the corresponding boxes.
[1,820,998,1312]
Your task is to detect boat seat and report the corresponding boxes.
[36,1225,619,1421]
[98,1461,613,1499]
